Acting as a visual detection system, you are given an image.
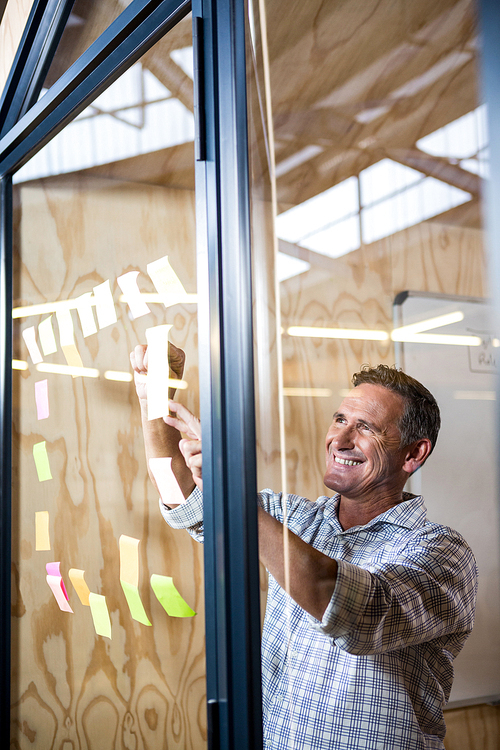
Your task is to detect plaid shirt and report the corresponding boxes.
[161,489,477,750]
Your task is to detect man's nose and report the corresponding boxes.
[329,423,355,450]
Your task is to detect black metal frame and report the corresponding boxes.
[0,0,263,747]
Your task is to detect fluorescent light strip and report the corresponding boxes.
[36,363,99,378]
[392,333,481,346]
[135,373,188,390]
[287,326,389,341]
[104,370,133,382]
[13,292,199,319]
[391,311,464,338]
[283,387,332,397]
[12,359,28,370]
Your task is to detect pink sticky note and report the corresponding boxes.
[47,575,74,613]
[149,457,186,505]
[22,326,43,364]
[46,562,70,600]
[35,380,49,420]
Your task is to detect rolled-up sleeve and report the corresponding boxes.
[160,486,204,542]
[308,530,477,656]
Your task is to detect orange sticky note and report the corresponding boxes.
[68,568,91,606]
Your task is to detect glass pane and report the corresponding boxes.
[11,17,206,750]
[251,0,499,746]
[41,1,193,98]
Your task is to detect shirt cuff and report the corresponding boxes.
[308,559,374,638]
[159,486,204,529]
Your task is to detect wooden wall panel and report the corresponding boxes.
[0,0,35,95]
[11,177,206,749]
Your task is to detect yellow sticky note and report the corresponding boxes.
[145,325,172,420]
[68,568,91,606]
[119,535,140,587]
[89,593,112,638]
[33,441,52,481]
[61,343,84,370]
[150,574,196,617]
[121,581,152,626]
[35,511,51,550]
[38,316,57,355]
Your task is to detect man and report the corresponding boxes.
[131,346,477,750]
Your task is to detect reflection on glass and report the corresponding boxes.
[250,0,499,745]
[11,18,206,749]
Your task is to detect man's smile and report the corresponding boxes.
[334,456,363,466]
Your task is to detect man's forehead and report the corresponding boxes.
[335,383,404,424]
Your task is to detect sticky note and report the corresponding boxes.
[89,593,112,638]
[61,344,84,370]
[35,379,49,420]
[56,308,76,347]
[76,292,97,337]
[150,574,196,617]
[119,535,140,587]
[46,561,69,596]
[68,568,91,606]
[35,511,51,550]
[121,581,152,626]
[147,256,187,303]
[22,326,43,364]
[145,325,172,420]
[149,457,186,505]
[117,271,150,319]
[38,316,57,355]
[93,280,117,329]
[33,441,52,481]
[47,575,74,613]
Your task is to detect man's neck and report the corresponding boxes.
[337,489,406,531]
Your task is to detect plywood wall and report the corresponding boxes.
[11,176,206,750]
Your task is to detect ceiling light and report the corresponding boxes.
[36,363,100,378]
[104,371,133,382]
[287,326,389,341]
[12,359,28,370]
[283,387,332,397]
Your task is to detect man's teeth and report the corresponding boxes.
[335,456,361,466]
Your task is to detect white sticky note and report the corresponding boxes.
[76,292,97,337]
[38,316,57,355]
[93,280,117,329]
[145,325,172,420]
[22,327,43,364]
[147,256,187,302]
[149,457,186,505]
[117,271,150,319]
[56,309,76,347]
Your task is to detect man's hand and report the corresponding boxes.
[164,402,203,490]
[130,342,186,404]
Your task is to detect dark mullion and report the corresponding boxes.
[0,0,75,137]
[0,175,13,749]
[0,0,191,176]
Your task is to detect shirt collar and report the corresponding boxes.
[326,492,427,533]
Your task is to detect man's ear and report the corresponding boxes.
[402,438,432,475]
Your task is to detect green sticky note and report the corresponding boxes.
[121,581,152,626]
[150,574,196,618]
[33,441,52,481]
[89,593,112,639]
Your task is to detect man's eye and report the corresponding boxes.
[359,423,372,432]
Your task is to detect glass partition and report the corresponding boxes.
[250,0,499,746]
[11,19,207,749]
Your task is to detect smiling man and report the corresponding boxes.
[131,353,478,750]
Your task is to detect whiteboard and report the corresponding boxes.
[394,291,500,707]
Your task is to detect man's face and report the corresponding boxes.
[323,383,410,501]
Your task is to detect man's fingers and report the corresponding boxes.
[130,344,148,374]
[165,401,201,439]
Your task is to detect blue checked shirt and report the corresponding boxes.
[161,489,477,750]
